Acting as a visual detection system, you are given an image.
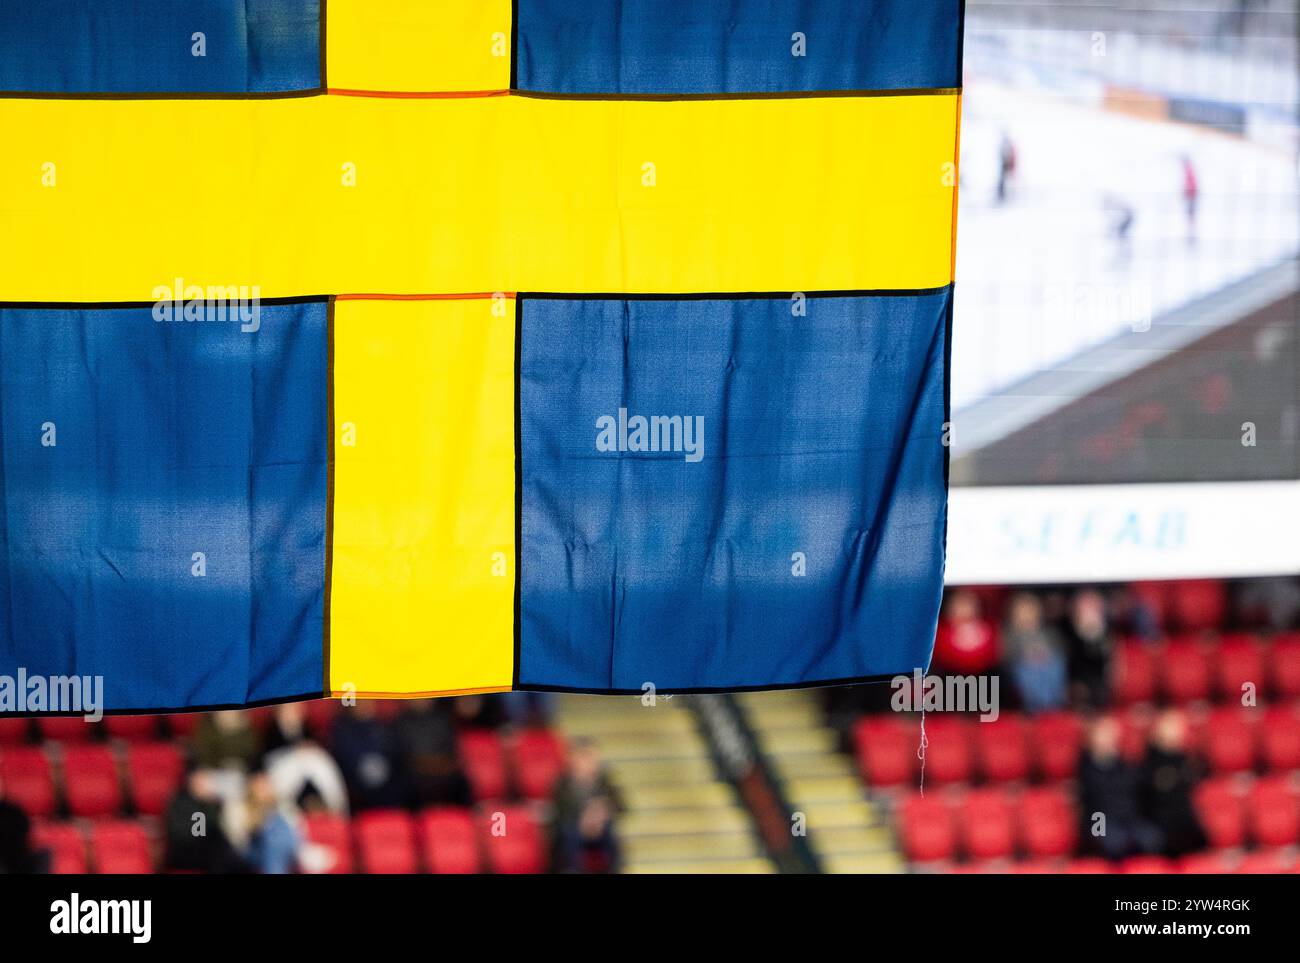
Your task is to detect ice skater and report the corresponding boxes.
[996,130,1017,205]
[1181,155,1199,245]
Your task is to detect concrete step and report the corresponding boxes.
[626,858,776,874]
[619,807,753,838]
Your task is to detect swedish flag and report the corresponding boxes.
[0,1,962,711]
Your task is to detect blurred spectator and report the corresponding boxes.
[331,701,407,811]
[263,704,349,814]
[452,694,509,730]
[1237,576,1300,631]
[1077,717,1162,861]
[501,691,556,728]
[1107,584,1161,641]
[394,700,472,808]
[0,774,46,874]
[550,739,623,874]
[193,710,261,771]
[1139,710,1208,858]
[1063,589,1115,708]
[242,772,303,874]
[163,768,250,873]
[1003,592,1068,713]
[932,590,1000,676]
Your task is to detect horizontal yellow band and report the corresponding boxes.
[0,93,958,299]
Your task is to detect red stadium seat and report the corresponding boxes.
[482,805,545,874]
[61,745,123,818]
[1114,641,1158,704]
[898,795,957,863]
[163,713,201,739]
[1272,636,1300,699]
[1194,778,1247,848]
[974,717,1030,783]
[1117,707,1154,760]
[125,743,184,816]
[853,716,914,788]
[1247,776,1299,847]
[1032,713,1083,780]
[918,715,972,786]
[1215,637,1266,702]
[1162,642,1212,704]
[0,747,56,817]
[1131,582,1171,631]
[1261,706,1300,772]
[1006,859,1059,874]
[1180,850,1233,874]
[1019,786,1077,859]
[960,789,1016,861]
[104,715,160,743]
[1203,708,1257,774]
[459,730,509,802]
[37,715,94,744]
[511,729,566,800]
[419,807,481,874]
[1123,855,1175,874]
[0,717,29,746]
[1169,580,1226,633]
[33,822,87,874]
[1236,849,1291,874]
[355,810,419,874]
[302,699,341,738]
[303,812,353,874]
[90,820,152,874]
[1066,858,1112,874]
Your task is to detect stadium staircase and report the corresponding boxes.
[736,690,906,874]
[554,694,775,873]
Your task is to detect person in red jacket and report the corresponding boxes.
[932,589,1000,676]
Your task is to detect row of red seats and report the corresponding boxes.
[0,701,437,748]
[0,743,183,818]
[855,705,1300,787]
[899,787,1076,862]
[964,579,1231,634]
[33,820,153,874]
[1114,636,1300,704]
[897,775,1300,863]
[459,729,566,801]
[304,805,546,874]
[945,850,1297,874]
[33,804,549,875]
[0,713,196,745]
[1196,775,1300,848]
[1,725,567,811]
[0,701,414,747]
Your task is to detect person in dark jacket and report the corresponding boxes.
[331,700,408,811]
[550,740,623,874]
[1063,590,1115,708]
[1140,710,1208,858]
[163,768,251,873]
[1077,716,1162,861]
[0,774,46,874]
[394,700,472,808]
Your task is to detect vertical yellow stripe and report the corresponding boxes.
[328,296,515,696]
[326,0,513,92]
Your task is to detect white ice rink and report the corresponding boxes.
[952,79,1299,412]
